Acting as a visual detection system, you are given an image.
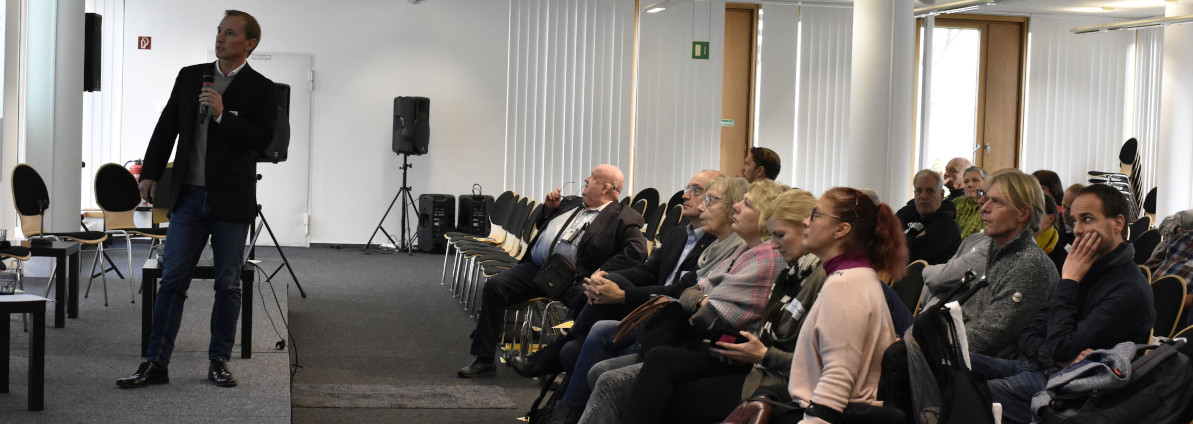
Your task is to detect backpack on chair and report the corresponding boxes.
[1032,339,1193,424]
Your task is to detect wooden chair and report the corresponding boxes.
[11,164,113,305]
[1151,275,1187,338]
[891,260,928,317]
[1139,264,1152,282]
[1134,229,1161,265]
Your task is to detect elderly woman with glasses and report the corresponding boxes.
[578,180,788,424]
[542,177,752,424]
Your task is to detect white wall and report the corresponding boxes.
[120,0,508,244]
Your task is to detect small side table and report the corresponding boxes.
[141,259,255,358]
[20,240,81,328]
[1,293,47,411]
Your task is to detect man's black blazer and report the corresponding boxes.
[614,225,716,307]
[524,197,648,280]
[141,62,278,223]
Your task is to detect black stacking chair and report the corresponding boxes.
[664,189,685,215]
[630,198,648,218]
[631,187,660,223]
[1134,229,1161,265]
[1151,275,1186,339]
[892,260,928,316]
[1129,217,1151,242]
[94,164,169,290]
[11,164,113,305]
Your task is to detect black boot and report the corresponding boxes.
[511,336,567,378]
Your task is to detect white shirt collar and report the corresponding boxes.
[215,60,248,78]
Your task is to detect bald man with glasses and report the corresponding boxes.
[511,170,723,378]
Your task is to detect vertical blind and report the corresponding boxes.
[1132,27,1163,217]
[632,0,724,196]
[504,0,636,202]
[791,6,853,196]
[1020,16,1133,197]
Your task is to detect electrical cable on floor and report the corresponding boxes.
[251,262,304,377]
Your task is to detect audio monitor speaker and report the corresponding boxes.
[393,96,430,155]
[418,194,455,252]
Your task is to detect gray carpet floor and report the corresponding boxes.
[1,241,291,423]
[288,246,545,424]
[4,242,548,423]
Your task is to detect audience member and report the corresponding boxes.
[943,157,973,201]
[544,177,750,423]
[1145,210,1193,313]
[970,184,1154,424]
[511,170,721,379]
[964,171,1059,358]
[766,187,907,423]
[899,169,961,265]
[576,180,788,424]
[457,164,648,378]
[953,166,988,239]
[740,147,781,182]
[1145,209,1193,265]
[1032,169,1067,236]
[1035,196,1069,274]
[618,183,796,424]
[1060,183,1084,234]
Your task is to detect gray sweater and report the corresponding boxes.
[962,229,1059,358]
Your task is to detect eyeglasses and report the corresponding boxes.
[685,185,706,196]
[810,207,847,222]
[702,194,722,206]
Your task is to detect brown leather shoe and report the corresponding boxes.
[116,361,169,388]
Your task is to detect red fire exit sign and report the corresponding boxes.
[138,36,151,49]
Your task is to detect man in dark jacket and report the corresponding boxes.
[899,169,962,265]
[969,184,1155,424]
[457,164,648,378]
[118,10,277,389]
[511,170,721,379]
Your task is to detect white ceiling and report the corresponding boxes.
[757,0,1174,20]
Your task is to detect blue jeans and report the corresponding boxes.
[146,186,250,367]
[969,353,1048,424]
[561,319,636,404]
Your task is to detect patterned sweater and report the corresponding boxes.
[693,242,786,332]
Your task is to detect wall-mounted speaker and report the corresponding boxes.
[84,13,102,92]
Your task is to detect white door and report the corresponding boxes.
[208,51,314,247]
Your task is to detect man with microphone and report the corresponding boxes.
[117,10,277,389]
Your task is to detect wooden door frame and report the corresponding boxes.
[726,3,759,151]
[915,14,1028,170]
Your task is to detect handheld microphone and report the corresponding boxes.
[199,73,215,119]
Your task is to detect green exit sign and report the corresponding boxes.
[692,41,709,60]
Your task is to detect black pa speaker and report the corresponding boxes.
[418,194,455,252]
[259,83,290,163]
[457,194,494,236]
[393,96,430,155]
[84,13,102,92]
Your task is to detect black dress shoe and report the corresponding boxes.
[116,361,169,388]
[511,337,566,378]
[208,358,238,387]
[457,357,496,378]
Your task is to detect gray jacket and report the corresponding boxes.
[962,229,1059,358]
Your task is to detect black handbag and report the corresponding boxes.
[532,253,579,299]
[531,207,585,299]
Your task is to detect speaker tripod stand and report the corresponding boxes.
[364,153,419,255]
[248,173,307,297]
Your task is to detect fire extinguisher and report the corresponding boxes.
[125,159,143,182]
